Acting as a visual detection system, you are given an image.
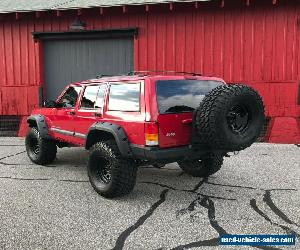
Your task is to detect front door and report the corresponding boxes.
[50,85,82,143]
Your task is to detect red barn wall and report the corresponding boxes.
[0,1,299,142]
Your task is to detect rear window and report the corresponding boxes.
[156,80,223,114]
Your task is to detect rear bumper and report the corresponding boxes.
[130,144,190,162]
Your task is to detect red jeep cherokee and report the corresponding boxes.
[25,72,265,198]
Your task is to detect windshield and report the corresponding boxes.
[156,80,223,114]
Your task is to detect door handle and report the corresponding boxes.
[67,110,75,115]
[181,118,192,125]
[94,112,102,117]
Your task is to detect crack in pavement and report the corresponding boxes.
[147,178,227,249]
[0,176,50,181]
[199,196,227,235]
[192,178,208,192]
[174,195,281,250]
[267,188,297,191]
[206,180,297,192]
[0,151,26,161]
[140,181,236,201]
[111,189,169,250]
[60,179,89,183]
[170,238,219,249]
[172,196,226,249]
[206,180,258,190]
[0,176,88,183]
[171,178,295,250]
[255,246,282,250]
[263,190,300,227]
[250,198,299,238]
[0,162,35,166]
[0,153,298,250]
[197,192,236,201]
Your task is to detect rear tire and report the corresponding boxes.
[88,140,137,198]
[178,154,224,177]
[195,84,265,151]
[25,127,57,165]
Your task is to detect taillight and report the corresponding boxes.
[145,122,159,146]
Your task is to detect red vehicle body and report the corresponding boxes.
[31,75,225,150]
[25,73,264,198]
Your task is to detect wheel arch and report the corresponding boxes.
[27,115,51,139]
[85,122,132,158]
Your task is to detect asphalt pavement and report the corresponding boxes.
[0,137,299,250]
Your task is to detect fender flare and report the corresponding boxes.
[27,115,51,139]
[85,122,132,157]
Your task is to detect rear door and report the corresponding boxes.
[155,80,223,148]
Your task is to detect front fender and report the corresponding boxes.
[27,115,51,139]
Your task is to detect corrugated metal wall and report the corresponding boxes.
[0,1,299,117]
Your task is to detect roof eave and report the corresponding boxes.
[0,0,211,14]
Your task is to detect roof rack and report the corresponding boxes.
[127,70,202,76]
[95,70,202,79]
[96,74,112,79]
[96,74,127,79]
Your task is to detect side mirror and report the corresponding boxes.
[43,100,58,108]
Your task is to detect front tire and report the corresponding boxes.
[178,154,224,177]
[25,127,57,165]
[88,140,137,198]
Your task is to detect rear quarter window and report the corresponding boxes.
[156,80,223,114]
[108,83,140,112]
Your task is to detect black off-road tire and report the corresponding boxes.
[88,140,137,198]
[25,127,57,165]
[195,84,265,151]
[178,154,224,177]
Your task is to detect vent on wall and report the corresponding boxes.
[257,117,271,142]
[0,116,21,137]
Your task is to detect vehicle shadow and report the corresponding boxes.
[54,147,89,166]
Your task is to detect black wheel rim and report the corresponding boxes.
[29,137,40,155]
[95,158,112,184]
[226,104,250,134]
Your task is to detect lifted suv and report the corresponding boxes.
[25,73,265,198]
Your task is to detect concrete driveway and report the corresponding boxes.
[0,137,299,250]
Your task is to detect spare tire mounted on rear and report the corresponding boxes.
[195,84,265,151]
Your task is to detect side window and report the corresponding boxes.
[58,86,81,108]
[108,83,140,112]
[95,85,107,109]
[80,86,100,109]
